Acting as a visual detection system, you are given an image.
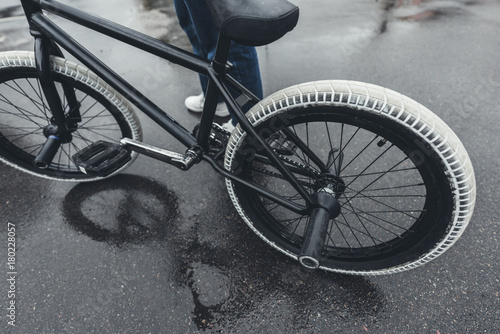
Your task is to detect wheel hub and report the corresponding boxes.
[317,175,346,199]
[43,122,73,143]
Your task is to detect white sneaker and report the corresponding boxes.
[185,93,230,117]
[221,119,235,133]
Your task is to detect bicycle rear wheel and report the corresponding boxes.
[0,51,141,181]
[224,80,476,275]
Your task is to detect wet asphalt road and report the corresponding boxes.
[1,0,499,333]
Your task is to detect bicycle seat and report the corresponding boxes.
[204,0,299,46]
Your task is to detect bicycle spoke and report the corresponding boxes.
[330,213,353,249]
[0,94,49,125]
[5,80,46,117]
[343,152,405,203]
[341,199,380,248]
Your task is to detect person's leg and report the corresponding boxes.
[173,0,206,59]
[174,0,263,101]
[227,43,263,102]
[173,0,217,94]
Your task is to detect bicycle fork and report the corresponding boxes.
[32,35,81,169]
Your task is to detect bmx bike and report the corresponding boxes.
[0,0,476,275]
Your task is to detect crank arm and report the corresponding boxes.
[120,138,198,171]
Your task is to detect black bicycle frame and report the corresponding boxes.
[20,0,315,213]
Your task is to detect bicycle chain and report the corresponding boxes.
[253,153,348,197]
[210,126,341,191]
[252,153,323,188]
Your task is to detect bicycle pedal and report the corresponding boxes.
[72,140,131,176]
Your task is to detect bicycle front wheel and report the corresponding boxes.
[224,80,476,275]
[0,51,141,181]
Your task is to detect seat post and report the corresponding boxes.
[211,34,232,76]
[196,34,232,149]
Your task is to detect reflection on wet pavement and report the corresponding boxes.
[63,174,179,246]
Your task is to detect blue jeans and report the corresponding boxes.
[173,0,263,106]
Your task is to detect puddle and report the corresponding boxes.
[62,174,179,247]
